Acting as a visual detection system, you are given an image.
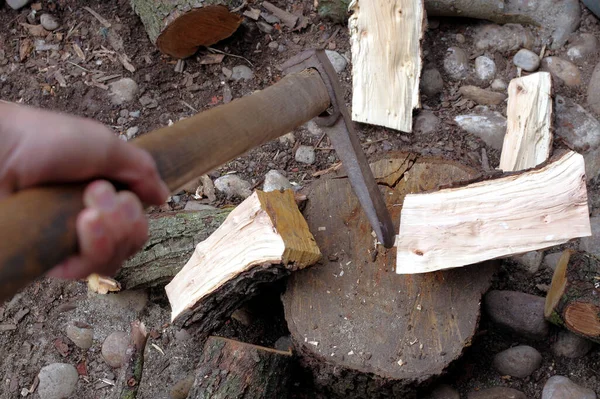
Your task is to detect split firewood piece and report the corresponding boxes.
[117,320,149,399]
[499,72,553,171]
[349,0,424,133]
[130,0,243,59]
[396,151,591,274]
[545,250,600,343]
[165,189,321,328]
[188,336,292,398]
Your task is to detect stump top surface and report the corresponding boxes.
[283,154,497,381]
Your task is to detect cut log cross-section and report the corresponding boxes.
[165,189,321,329]
[130,0,244,58]
[545,250,600,343]
[283,153,498,398]
[349,0,424,132]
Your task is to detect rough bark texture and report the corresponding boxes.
[188,336,292,399]
[545,250,600,343]
[117,209,230,289]
[283,153,498,398]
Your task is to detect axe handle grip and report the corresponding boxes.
[0,69,329,302]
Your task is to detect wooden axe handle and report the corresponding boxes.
[0,70,329,302]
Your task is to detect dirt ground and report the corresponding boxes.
[0,0,599,398]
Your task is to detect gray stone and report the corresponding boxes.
[295,145,316,165]
[125,126,139,140]
[325,50,348,73]
[274,335,293,352]
[459,86,506,105]
[37,363,78,399]
[231,65,254,81]
[475,56,496,81]
[512,250,544,273]
[543,252,563,271]
[279,132,296,145]
[455,112,507,150]
[513,49,540,72]
[263,170,292,192]
[420,68,444,97]
[444,47,469,80]
[491,79,508,91]
[170,375,195,399]
[428,384,460,399]
[484,290,550,339]
[109,78,138,106]
[66,322,93,349]
[588,61,600,116]
[456,33,466,44]
[214,174,252,199]
[139,95,158,109]
[541,57,582,87]
[119,109,129,118]
[555,95,600,152]
[101,331,129,368]
[567,33,598,62]
[552,330,594,358]
[467,387,527,399]
[542,376,597,399]
[305,119,323,136]
[584,146,600,181]
[493,345,542,378]
[40,14,60,31]
[413,111,440,135]
[580,215,600,256]
[129,110,140,118]
[6,0,31,10]
[474,24,535,52]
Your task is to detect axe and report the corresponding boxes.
[0,50,395,302]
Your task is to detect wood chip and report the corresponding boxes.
[243,8,261,20]
[83,6,111,28]
[198,54,225,65]
[0,323,17,332]
[19,39,33,62]
[118,54,136,73]
[262,1,299,28]
[54,70,67,88]
[72,43,85,61]
[20,23,49,37]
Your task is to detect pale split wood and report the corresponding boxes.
[499,72,553,171]
[349,0,424,133]
[396,151,591,274]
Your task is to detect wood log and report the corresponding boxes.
[188,336,292,398]
[396,151,590,274]
[545,250,600,343]
[499,72,553,171]
[165,189,321,328]
[349,0,424,133]
[117,209,230,289]
[283,153,498,398]
[130,0,244,58]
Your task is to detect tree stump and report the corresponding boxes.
[130,0,244,58]
[188,336,292,399]
[282,153,498,398]
[545,250,600,343]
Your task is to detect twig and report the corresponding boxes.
[312,162,343,177]
[181,101,198,113]
[314,132,327,148]
[207,47,254,67]
[231,0,248,13]
[67,61,90,72]
[83,7,111,28]
[118,321,148,399]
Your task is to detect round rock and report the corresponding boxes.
[6,0,31,10]
[37,363,79,399]
[444,47,469,80]
[420,68,444,97]
[484,290,550,339]
[491,79,508,91]
[413,111,440,135]
[108,78,139,106]
[214,174,252,199]
[552,330,594,359]
[295,145,316,165]
[231,65,254,82]
[541,57,582,87]
[513,49,540,72]
[467,387,527,399]
[475,56,496,81]
[101,331,130,368]
[66,322,94,349]
[40,14,60,31]
[542,375,597,399]
[263,170,292,192]
[493,345,542,378]
[567,33,598,62]
[454,111,506,151]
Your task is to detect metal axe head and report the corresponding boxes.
[281,50,396,248]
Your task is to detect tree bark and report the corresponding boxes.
[545,250,600,343]
[188,336,292,399]
[118,320,149,399]
[130,0,244,58]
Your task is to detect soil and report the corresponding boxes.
[0,0,599,398]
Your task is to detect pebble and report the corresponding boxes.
[295,145,316,165]
[117,117,128,126]
[541,57,581,87]
[129,110,141,118]
[325,50,348,73]
[6,0,31,10]
[491,79,508,92]
[274,335,293,352]
[475,56,496,81]
[493,345,542,378]
[263,170,292,192]
[101,331,130,368]
[444,47,469,80]
[119,109,129,118]
[108,78,138,106]
[579,215,600,256]
[279,132,296,145]
[139,95,158,109]
[552,330,594,358]
[428,384,460,399]
[513,49,540,72]
[420,68,444,97]
[455,33,466,44]
[484,290,550,339]
[474,24,535,52]
[126,126,139,140]
[455,111,506,151]
[170,375,195,399]
[40,14,60,31]
[542,376,597,399]
[588,61,600,115]
[37,363,78,399]
[66,322,94,349]
[554,95,600,152]
[459,86,506,106]
[268,41,279,50]
[214,174,253,199]
[512,251,544,274]
[413,111,440,135]
[567,33,599,62]
[467,387,527,399]
[543,252,563,271]
[231,65,254,81]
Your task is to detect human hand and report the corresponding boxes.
[0,102,170,279]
